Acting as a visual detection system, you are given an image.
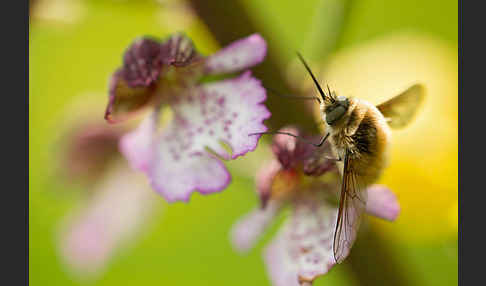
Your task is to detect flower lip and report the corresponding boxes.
[146,71,269,202]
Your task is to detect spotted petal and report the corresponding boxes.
[148,71,270,202]
[366,185,400,221]
[265,193,338,286]
[122,37,165,87]
[231,201,281,253]
[205,34,267,74]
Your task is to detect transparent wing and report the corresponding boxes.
[332,149,368,263]
[376,84,425,129]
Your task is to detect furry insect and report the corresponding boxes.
[299,52,426,263]
[256,53,425,263]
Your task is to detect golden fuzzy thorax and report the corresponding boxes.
[321,97,392,187]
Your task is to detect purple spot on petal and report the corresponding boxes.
[217,97,225,106]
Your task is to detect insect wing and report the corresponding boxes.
[376,84,425,129]
[332,149,368,263]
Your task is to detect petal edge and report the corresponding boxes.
[205,34,267,74]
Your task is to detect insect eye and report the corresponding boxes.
[326,105,347,125]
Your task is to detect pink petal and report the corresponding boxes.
[271,126,302,169]
[264,232,300,286]
[119,112,157,173]
[230,201,281,253]
[57,165,156,276]
[264,193,339,285]
[148,72,270,202]
[149,150,231,202]
[365,185,400,221]
[205,34,267,74]
[255,160,282,208]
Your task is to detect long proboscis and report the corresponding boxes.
[296,52,335,103]
[265,86,321,104]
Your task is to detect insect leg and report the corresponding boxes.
[315,132,330,147]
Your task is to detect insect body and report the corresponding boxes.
[323,97,391,185]
[296,53,425,263]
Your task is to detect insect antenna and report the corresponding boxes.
[265,86,321,104]
[249,131,329,148]
[296,52,334,103]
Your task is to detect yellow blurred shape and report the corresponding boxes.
[293,33,457,242]
[156,0,196,30]
[32,0,85,25]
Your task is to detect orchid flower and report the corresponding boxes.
[230,127,400,286]
[105,33,270,202]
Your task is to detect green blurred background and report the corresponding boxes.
[29,0,457,285]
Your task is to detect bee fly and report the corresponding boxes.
[254,53,425,263]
